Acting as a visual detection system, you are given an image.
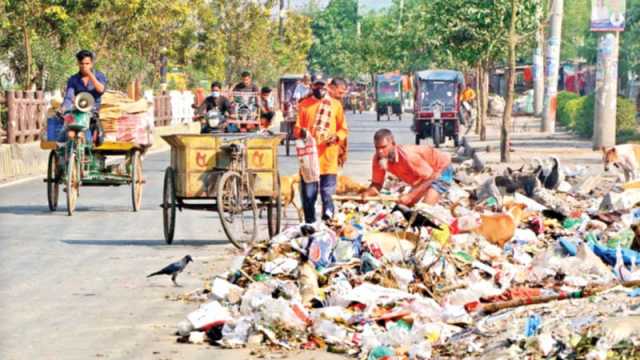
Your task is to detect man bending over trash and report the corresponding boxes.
[362,128,452,207]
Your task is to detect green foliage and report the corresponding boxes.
[556,91,581,127]
[561,0,590,61]
[573,95,637,138]
[0,0,312,92]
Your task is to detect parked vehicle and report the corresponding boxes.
[413,70,465,147]
[375,74,403,121]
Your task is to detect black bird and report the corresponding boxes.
[392,204,441,229]
[147,255,193,286]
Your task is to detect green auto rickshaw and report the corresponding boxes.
[375,74,403,121]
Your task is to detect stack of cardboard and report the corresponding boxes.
[99,91,153,145]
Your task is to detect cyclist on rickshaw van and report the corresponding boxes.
[232,71,259,93]
[193,81,231,133]
[60,49,108,146]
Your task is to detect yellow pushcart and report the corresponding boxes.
[161,133,284,248]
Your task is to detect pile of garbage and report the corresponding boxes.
[172,162,640,359]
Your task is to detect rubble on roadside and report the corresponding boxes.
[168,161,640,359]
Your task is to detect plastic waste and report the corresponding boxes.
[221,317,252,347]
[187,301,232,330]
[188,331,207,344]
[607,229,634,249]
[367,346,395,360]
[263,257,299,275]
[313,319,348,344]
[408,341,432,360]
[390,267,414,291]
[211,277,244,303]
[296,137,320,183]
[524,314,541,337]
[177,319,195,337]
[537,332,556,356]
[308,229,337,268]
[334,240,356,263]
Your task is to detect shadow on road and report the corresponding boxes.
[0,205,52,215]
[62,239,230,247]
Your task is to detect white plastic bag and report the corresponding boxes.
[296,137,320,183]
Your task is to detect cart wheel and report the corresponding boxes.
[376,112,380,122]
[66,151,79,216]
[267,174,282,238]
[217,171,257,249]
[432,123,443,148]
[285,134,291,157]
[453,134,460,148]
[387,107,391,121]
[163,167,176,244]
[47,150,60,211]
[131,151,143,212]
[415,134,420,145]
[398,113,402,121]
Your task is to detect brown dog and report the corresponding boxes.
[280,174,302,221]
[336,175,368,195]
[453,203,528,248]
[602,144,640,182]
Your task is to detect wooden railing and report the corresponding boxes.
[1,91,47,144]
[1,90,175,144]
[154,93,172,126]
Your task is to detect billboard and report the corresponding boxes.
[591,0,626,32]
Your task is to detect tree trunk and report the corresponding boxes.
[475,64,482,135]
[480,62,489,141]
[501,0,518,163]
[23,25,33,90]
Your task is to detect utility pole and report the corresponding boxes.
[542,0,563,133]
[533,0,544,116]
[278,0,285,39]
[593,33,619,149]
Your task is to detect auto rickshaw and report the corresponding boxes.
[375,74,403,121]
[413,70,464,148]
[278,74,304,156]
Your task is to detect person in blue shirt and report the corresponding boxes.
[62,50,107,112]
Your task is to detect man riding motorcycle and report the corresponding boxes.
[193,81,231,133]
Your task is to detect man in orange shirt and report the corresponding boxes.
[363,129,452,206]
[294,75,349,222]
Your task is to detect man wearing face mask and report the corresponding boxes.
[294,74,349,223]
[362,129,452,207]
[194,81,230,133]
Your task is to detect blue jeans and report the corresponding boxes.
[300,174,337,223]
[431,165,454,194]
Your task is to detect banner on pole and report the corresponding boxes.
[591,0,625,32]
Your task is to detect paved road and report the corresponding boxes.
[0,112,414,360]
[0,112,602,359]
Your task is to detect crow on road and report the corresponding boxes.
[147,255,193,286]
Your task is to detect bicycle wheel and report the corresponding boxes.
[217,171,257,249]
[131,151,143,211]
[66,151,79,216]
[163,167,176,244]
[47,150,60,211]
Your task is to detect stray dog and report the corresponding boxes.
[453,202,527,248]
[336,175,368,195]
[602,144,640,182]
[280,174,302,221]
